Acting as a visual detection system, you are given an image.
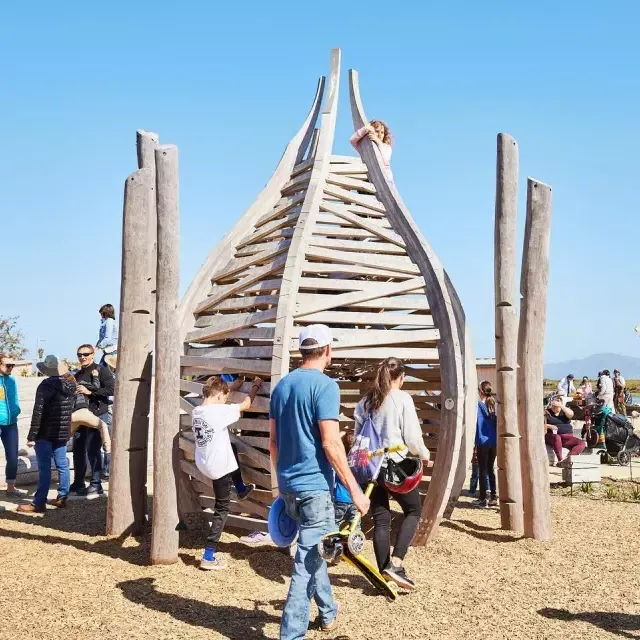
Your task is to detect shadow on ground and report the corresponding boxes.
[441,519,520,543]
[538,607,640,639]
[118,577,280,639]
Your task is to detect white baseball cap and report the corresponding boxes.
[298,325,337,350]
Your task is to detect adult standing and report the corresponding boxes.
[556,374,576,406]
[69,344,114,497]
[544,398,585,467]
[578,376,594,404]
[0,353,26,497]
[354,357,430,590]
[613,369,627,416]
[473,381,498,508]
[269,325,369,639]
[17,355,76,512]
[598,370,615,411]
[96,304,118,366]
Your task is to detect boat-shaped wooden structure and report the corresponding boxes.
[176,49,476,544]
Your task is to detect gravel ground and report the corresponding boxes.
[1,494,639,640]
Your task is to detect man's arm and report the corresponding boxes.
[269,418,278,469]
[319,419,369,516]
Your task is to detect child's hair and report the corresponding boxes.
[479,380,496,415]
[370,120,392,146]
[342,431,355,453]
[202,375,229,398]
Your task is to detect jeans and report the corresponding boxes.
[101,412,112,475]
[477,444,497,501]
[469,463,490,494]
[33,440,70,506]
[334,501,358,528]
[370,476,422,570]
[1,423,19,483]
[545,432,586,461]
[280,490,338,640]
[206,473,232,548]
[72,426,103,489]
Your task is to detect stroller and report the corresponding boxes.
[585,402,640,465]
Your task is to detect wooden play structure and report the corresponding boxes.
[107,48,553,564]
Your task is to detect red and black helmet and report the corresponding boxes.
[384,457,423,494]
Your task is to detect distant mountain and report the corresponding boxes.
[544,353,640,379]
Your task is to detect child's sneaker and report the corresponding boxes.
[199,547,227,571]
[239,531,271,545]
[236,483,255,502]
[472,498,489,509]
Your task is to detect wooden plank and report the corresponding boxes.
[180,355,272,375]
[291,157,314,177]
[236,236,293,257]
[330,154,360,163]
[281,173,311,195]
[297,293,430,312]
[308,236,406,255]
[186,308,278,343]
[231,418,271,433]
[298,277,394,292]
[295,276,425,318]
[294,328,439,350]
[201,513,269,533]
[236,465,272,490]
[239,279,282,295]
[186,345,272,359]
[230,434,271,471]
[211,243,289,284]
[328,346,439,360]
[326,173,376,194]
[323,183,385,213]
[254,192,306,228]
[305,246,420,275]
[312,226,377,240]
[329,162,368,174]
[200,495,270,519]
[237,212,300,250]
[320,202,388,220]
[319,211,392,228]
[301,261,413,279]
[320,202,404,247]
[196,295,279,318]
[295,310,435,326]
[180,379,272,397]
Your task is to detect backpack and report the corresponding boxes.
[347,411,384,484]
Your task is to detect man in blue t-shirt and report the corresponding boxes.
[270,324,369,639]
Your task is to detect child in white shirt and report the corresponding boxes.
[192,374,262,570]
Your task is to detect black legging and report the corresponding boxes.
[476,444,497,501]
[370,476,422,571]
[206,473,232,548]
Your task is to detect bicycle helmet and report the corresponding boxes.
[384,457,423,494]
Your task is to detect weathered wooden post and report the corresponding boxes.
[518,178,553,541]
[151,144,180,564]
[107,167,154,536]
[494,134,524,533]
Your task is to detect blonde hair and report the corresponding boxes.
[370,120,392,146]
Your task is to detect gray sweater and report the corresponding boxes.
[354,389,430,461]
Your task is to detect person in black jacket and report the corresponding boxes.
[69,344,114,497]
[17,355,77,513]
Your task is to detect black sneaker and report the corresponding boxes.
[236,483,255,502]
[77,486,104,499]
[69,483,86,494]
[382,564,416,591]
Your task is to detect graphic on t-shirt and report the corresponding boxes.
[193,417,213,447]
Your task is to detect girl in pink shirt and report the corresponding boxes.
[350,120,393,176]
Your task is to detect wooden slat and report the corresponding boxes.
[254,192,305,228]
[180,355,272,375]
[291,157,314,177]
[237,212,300,249]
[281,173,311,195]
[239,279,282,295]
[204,514,269,532]
[297,293,430,312]
[329,162,368,175]
[211,243,289,284]
[186,308,278,343]
[298,277,396,292]
[301,261,413,279]
[295,328,439,350]
[305,246,420,275]
[295,276,425,318]
[295,310,435,326]
[312,226,377,240]
[308,236,406,255]
[323,183,385,212]
[230,434,271,471]
[231,417,271,433]
[196,295,279,318]
[186,345,272,359]
[319,211,392,228]
[180,379,272,396]
[200,495,270,519]
[326,173,376,194]
[235,236,293,257]
[330,155,360,163]
[328,346,439,360]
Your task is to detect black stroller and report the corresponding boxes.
[600,412,640,466]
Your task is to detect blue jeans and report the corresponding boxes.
[1,423,19,483]
[280,490,338,640]
[34,440,70,507]
[469,463,490,494]
[72,426,103,489]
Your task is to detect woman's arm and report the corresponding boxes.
[97,318,116,348]
[27,384,50,443]
[349,126,369,150]
[238,377,262,412]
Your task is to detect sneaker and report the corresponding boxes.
[16,503,46,514]
[382,564,416,591]
[77,486,104,499]
[199,548,228,571]
[236,483,255,502]
[472,498,489,509]
[488,497,498,507]
[321,602,341,632]
[47,498,68,508]
[5,487,28,498]
[69,483,86,494]
[239,531,271,545]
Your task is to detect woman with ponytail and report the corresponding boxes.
[473,380,498,508]
[353,358,430,591]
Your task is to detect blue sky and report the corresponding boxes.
[2,1,638,364]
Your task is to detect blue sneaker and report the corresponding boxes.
[200,547,227,571]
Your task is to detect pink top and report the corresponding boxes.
[350,126,393,171]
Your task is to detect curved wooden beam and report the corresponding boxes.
[178,74,326,338]
[348,69,466,544]
[270,48,341,382]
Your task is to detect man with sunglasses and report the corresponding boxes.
[69,344,114,497]
[0,353,26,498]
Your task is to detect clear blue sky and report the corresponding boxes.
[2,1,638,365]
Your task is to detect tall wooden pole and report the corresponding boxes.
[494,134,524,533]
[518,178,553,541]
[151,144,180,564]
[107,167,154,536]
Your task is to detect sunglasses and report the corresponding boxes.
[77,352,93,358]
[3,363,15,368]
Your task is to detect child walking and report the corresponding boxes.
[334,432,358,527]
[192,375,262,570]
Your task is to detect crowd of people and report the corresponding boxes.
[0,304,118,512]
[556,369,630,415]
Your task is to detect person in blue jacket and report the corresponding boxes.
[0,353,26,497]
[472,380,498,508]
